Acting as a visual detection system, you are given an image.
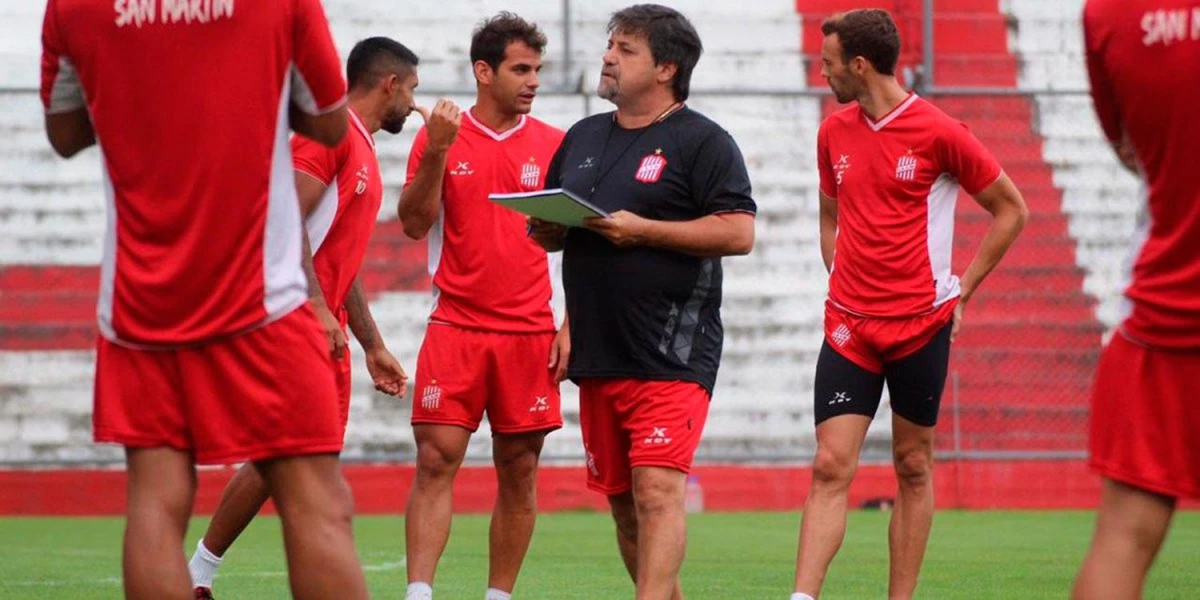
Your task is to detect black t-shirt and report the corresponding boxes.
[545,106,756,393]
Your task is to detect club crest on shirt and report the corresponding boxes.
[520,157,541,189]
[895,148,917,182]
[635,149,667,184]
[355,165,369,195]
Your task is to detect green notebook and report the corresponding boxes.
[489,188,611,227]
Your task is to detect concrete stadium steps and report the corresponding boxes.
[1004,0,1142,334]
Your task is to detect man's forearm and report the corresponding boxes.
[301,234,328,308]
[398,147,449,240]
[346,277,383,352]
[642,214,754,258]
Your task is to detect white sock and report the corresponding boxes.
[485,588,512,600]
[406,582,434,600]
[790,594,816,600]
[188,539,223,588]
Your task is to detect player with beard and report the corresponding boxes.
[188,37,419,599]
[791,9,1027,600]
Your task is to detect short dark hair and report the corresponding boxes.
[821,9,901,76]
[470,12,548,71]
[346,37,420,90]
[609,4,703,101]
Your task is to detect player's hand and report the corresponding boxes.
[527,217,567,252]
[365,347,408,397]
[414,99,462,152]
[315,304,348,360]
[548,323,571,383]
[951,302,965,343]
[583,210,651,248]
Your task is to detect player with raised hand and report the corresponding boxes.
[397,12,568,600]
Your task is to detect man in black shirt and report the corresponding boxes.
[531,5,756,597]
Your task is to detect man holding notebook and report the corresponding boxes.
[530,5,756,598]
[395,12,567,600]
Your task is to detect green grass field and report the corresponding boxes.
[1,511,1197,598]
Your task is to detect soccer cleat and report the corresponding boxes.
[194,587,214,600]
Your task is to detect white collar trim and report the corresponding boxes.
[466,108,527,141]
[864,93,919,132]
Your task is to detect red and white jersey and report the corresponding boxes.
[405,111,565,333]
[40,0,346,346]
[818,94,1002,318]
[294,109,383,319]
[1085,0,1200,349]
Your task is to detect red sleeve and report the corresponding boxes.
[1083,0,1123,144]
[405,127,429,187]
[290,0,346,115]
[937,120,1003,195]
[40,0,84,114]
[817,121,837,198]
[292,134,343,186]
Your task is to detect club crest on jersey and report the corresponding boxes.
[355,166,369,195]
[635,149,667,184]
[520,157,541,189]
[895,150,917,182]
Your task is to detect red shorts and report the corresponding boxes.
[93,304,344,465]
[824,299,957,373]
[411,324,562,434]
[578,378,710,495]
[1090,332,1200,500]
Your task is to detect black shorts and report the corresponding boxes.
[813,322,952,427]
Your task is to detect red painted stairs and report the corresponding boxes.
[0,220,428,350]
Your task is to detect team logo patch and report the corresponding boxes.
[831,324,852,347]
[421,383,442,410]
[895,150,917,181]
[520,158,541,189]
[355,166,369,195]
[635,149,667,184]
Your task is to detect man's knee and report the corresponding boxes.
[126,448,197,518]
[494,433,544,491]
[609,492,638,540]
[415,433,468,481]
[632,469,685,518]
[893,445,933,489]
[259,456,355,526]
[811,444,857,489]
